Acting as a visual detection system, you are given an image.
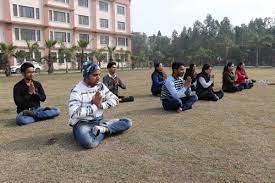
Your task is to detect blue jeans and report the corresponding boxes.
[16,107,60,126]
[73,118,132,149]
[162,95,198,111]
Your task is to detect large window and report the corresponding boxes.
[53,11,66,22]
[100,35,109,45]
[19,5,34,18]
[117,5,125,15]
[117,37,128,46]
[117,21,125,31]
[50,31,71,42]
[14,28,41,41]
[79,34,89,42]
[79,15,89,25]
[78,0,88,7]
[100,19,109,28]
[99,1,108,12]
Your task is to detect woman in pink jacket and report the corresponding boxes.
[235,62,254,89]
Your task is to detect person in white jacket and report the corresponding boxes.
[68,61,132,149]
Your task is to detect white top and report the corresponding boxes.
[198,77,214,88]
[68,81,119,126]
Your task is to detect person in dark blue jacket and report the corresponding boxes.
[151,63,167,96]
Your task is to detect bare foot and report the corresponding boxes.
[176,108,182,113]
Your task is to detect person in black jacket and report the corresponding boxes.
[196,64,224,101]
[151,63,167,96]
[13,62,60,125]
[103,62,134,103]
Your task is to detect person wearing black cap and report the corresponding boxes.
[69,61,132,149]
[196,64,224,101]
[103,62,134,102]
[13,62,60,125]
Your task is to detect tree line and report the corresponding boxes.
[131,14,275,67]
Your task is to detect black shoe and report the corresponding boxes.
[22,110,36,117]
[120,96,135,103]
[43,107,51,111]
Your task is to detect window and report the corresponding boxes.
[49,10,53,21]
[51,31,71,42]
[55,0,69,3]
[67,33,71,43]
[53,11,66,22]
[79,34,89,42]
[117,37,128,46]
[67,13,70,23]
[117,21,125,30]
[37,30,41,41]
[50,31,54,40]
[100,19,109,28]
[100,35,109,45]
[19,5,34,18]
[78,0,88,7]
[54,32,67,42]
[117,5,125,15]
[21,29,36,41]
[79,15,89,25]
[13,4,18,16]
[15,28,20,40]
[99,1,108,12]
[36,8,40,19]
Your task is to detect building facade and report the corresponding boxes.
[0,0,132,69]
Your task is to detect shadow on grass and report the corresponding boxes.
[0,118,17,128]
[0,131,85,152]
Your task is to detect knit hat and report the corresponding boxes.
[82,61,100,79]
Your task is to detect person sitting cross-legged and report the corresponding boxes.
[222,62,243,93]
[235,62,254,90]
[103,62,134,103]
[69,62,132,149]
[13,62,60,126]
[151,62,167,96]
[196,64,224,101]
[161,62,198,113]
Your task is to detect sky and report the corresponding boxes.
[131,0,275,37]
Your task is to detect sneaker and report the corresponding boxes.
[22,110,36,117]
[92,126,109,136]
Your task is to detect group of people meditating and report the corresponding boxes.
[151,61,255,112]
[12,60,254,149]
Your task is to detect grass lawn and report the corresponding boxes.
[0,68,274,182]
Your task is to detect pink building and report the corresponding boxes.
[0,0,132,68]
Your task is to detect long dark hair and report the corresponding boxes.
[236,62,244,71]
[154,63,161,72]
[223,62,233,73]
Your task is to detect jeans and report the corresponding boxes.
[73,118,132,149]
[223,85,242,93]
[162,95,198,111]
[16,107,60,126]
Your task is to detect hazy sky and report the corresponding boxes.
[131,0,275,36]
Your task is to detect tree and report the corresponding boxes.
[107,46,116,62]
[0,43,17,76]
[77,40,89,70]
[26,41,39,61]
[95,50,106,67]
[58,42,78,73]
[15,50,27,64]
[45,40,57,74]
